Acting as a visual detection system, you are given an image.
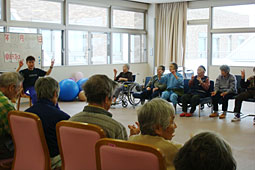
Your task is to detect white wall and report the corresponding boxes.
[47,63,151,84]
[209,66,254,81]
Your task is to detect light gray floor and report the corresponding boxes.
[20,99,255,170]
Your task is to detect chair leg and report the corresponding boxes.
[17,96,21,111]
[198,104,201,117]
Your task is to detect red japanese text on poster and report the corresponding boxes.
[4,52,11,62]
[38,35,43,44]
[11,52,21,62]
[4,33,10,43]
[20,34,25,43]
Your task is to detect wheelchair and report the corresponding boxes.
[114,75,143,108]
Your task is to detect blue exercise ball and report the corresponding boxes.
[59,79,79,101]
[77,78,89,91]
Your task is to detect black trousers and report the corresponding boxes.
[212,92,235,112]
[234,90,255,113]
[140,89,161,101]
[182,93,206,113]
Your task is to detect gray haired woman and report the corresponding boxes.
[210,65,237,119]
[128,98,182,170]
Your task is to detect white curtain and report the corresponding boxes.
[155,2,187,67]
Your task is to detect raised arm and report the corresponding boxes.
[46,59,54,75]
[16,60,24,72]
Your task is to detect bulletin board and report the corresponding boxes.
[0,32,42,71]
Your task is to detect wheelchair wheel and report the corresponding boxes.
[128,83,141,106]
[122,96,128,108]
[207,103,212,107]
[200,104,205,110]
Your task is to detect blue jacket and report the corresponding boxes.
[163,72,184,90]
[25,99,70,157]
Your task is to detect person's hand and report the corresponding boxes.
[128,122,140,136]
[113,69,117,75]
[241,69,245,79]
[197,77,203,84]
[50,59,55,67]
[211,91,217,96]
[220,92,228,97]
[171,69,176,75]
[146,87,151,91]
[18,60,24,68]
[191,75,195,80]
[153,87,158,92]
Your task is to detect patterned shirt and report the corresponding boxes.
[0,91,15,137]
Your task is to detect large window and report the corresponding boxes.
[69,4,107,27]
[40,30,62,67]
[212,33,255,66]
[0,0,2,20]
[112,33,128,64]
[91,33,108,64]
[185,25,208,72]
[113,9,144,29]
[9,27,37,33]
[68,31,88,65]
[10,0,61,23]
[0,26,3,32]
[213,4,255,29]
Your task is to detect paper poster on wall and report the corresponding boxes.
[38,35,43,44]
[19,34,25,43]
[4,33,10,43]
[4,52,11,63]
[11,52,20,62]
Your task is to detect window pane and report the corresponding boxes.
[69,4,107,27]
[213,4,255,29]
[9,27,37,33]
[91,33,107,65]
[185,25,207,73]
[41,30,62,67]
[113,9,144,29]
[112,33,128,64]
[130,35,141,63]
[212,33,255,66]
[10,0,61,23]
[187,8,209,20]
[68,31,88,65]
[0,26,3,32]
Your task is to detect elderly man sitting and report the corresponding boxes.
[210,65,237,119]
[0,72,23,160]
[25,77,70,169]
[70,74,128,140]
[128,98,182,170]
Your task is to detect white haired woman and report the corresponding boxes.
[128,98,182,170]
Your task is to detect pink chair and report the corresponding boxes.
[8,111,51,170]
[95,138,166,170]
[56,121,105,170]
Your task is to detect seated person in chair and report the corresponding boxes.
[112,64,133,104]
[161,63,184,107]
[0,72,23,161]
[140,65,166,104]
[16,56,54,104]
[70,75,128,140]
[232,67,255,124]
[128,98,182,170]
[210,65,237,119]
[25,77,70,169]
[180,65,210,117]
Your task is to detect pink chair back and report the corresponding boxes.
[95,139,166,170]
[56,121,105,170]
[8,111,51,170]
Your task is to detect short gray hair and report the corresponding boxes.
[220,65,230,73]
[124,64,130,70]
[35,77,59,100]
[83,74,117,104]
[0,72,24,88]
[138,98,175,136]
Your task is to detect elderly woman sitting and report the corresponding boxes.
[210,65,237,119]
[128,98,182,170]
